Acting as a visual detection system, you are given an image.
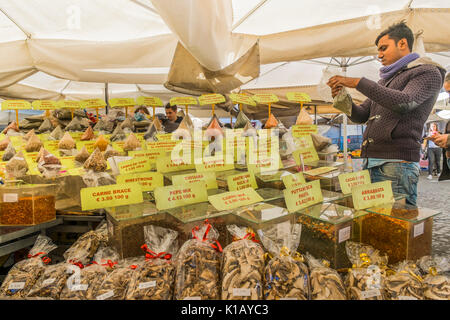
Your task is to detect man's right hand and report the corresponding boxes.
[331,85,343,98]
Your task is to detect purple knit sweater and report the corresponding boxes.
[350,60,446,162]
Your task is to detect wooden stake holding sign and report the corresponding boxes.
[136,96,163,120]
[252,94,279,118]
[198,94,225,117]
[32,100,58,118]
[57,100,83,120]
[81,99,107,121]
[169,97,198,118]
[287,93,318,137]
[1,100,31,129]
[109,98,136,118]
[229,93,256,126]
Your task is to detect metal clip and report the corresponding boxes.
[368,115,381,121]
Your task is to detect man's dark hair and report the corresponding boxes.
[375,21,414,52]
[165,103,177,112]
[445,72,450,83]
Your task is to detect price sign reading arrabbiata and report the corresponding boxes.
[154,181,208,211]
[351,181,394,210]
[118,158,152,174]
[81,183,143,211]
[227,172,258,191]
[116,172,164,192]
[172,172,218,190]
[283,180,323,213]
[208,188,263,211]
[291,125,318,137]
[282,172,306,189]
[338,170,371,195]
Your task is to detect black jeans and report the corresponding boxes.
[428,147,442,175]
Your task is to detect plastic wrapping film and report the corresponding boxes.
[2,142,16,161]
[344,241,389,300]
[65,117,84,132]
[48,126,64,140]
[26,262,70,299]
[5,151,29,178]
[63,223,106,265]
[110,125,127,142]
[74,146,90,166]
[384,261,425,300]
[0,235,57,298]
[257,221,310,300]
[174,220,222,300]
[126,225,179,300]
[333,87,353,116]
[37,118,55,133]
[305,252,347,300]
[317,66,345,103]
[221,225,264,300]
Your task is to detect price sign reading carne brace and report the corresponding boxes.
[81,183,143,211]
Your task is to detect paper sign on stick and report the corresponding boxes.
[351,181,394,210]
[283,180,323,213]
[338,170,371,195]
[208,188,263,211]
[81,183,143,211]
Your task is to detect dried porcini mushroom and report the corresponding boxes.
[58,132,76,150]
[264,113,279,129]
[27,262,70,299]
[59,263,108,300]
[2,142,16,162]
[175,221,222,300]
[296,108,313,125]
[221,225,265,300]
[81,126,95,141]
[0,136,11,151]
[110,125,126,142]
[75,146,90,164]
[384,262,425,300]
[63,229,102,265]
[93,135,109,152]
[5,151,29,178]
[38,118,54,133]
[0,235,57,298]
[24,133,43,152]
[49,126,64,140]
[83,147,107,172]
[2,121,19,134]
[123,133,141,152]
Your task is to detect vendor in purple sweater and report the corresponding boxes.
[327,22,447,206]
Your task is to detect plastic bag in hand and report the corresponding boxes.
[317,66,345,103]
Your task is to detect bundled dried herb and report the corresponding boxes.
[120,117,135,133]
[93,135,109,152]
[295,108,313,125]
[5,151,29,178]
[38,118,54,133]
[0,136,11,151]
[174,220,222,300]
[24,133,43,152]
[126,226,179,300]
[81,126,95,141]
[83,147,107,172]
[74,146,90,165]
[0,235,57,298]
[49,126,64,140]
[110,125,127,142]
[123,133,141,152]
[221,225,265,300]
[65,117,84,132]
[58,132,76,150]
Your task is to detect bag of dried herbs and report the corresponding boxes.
[344,241,389,300]
[103,144,120,160]
[120,117,135,133]
[333,87,352,117]
[126,225,179,300]
[257,221,310,300]
[74,146,90,166]
[94,257,145,300]
[2,121,20,135]
[123,133,141,152]
[37,118,54,133]
[305,253,347,300]
[417,256,450,300]
[93,134,109,152]
[58,132,76,150]
[234,110,251,129]
[64,116,84,132]
[37,149,62,178]
[94,117,114,134]
[110,125,127,142]
[174,219,222,300]
[144,117,164,141]
[0,136,11,151]
[80,126,95,141]
[221,225,265,300]
[24,133,43,152]
[63,229,102,266]
[0,235,57,299]
[23,129,36,141]
[82,150,115,187]
[5,151,29,178]
[2,142,16,162]
[48,126,64,141]
[295,108,314,125]
[83,147,107,172]
[384,261,425,300]
[26,262,71,299]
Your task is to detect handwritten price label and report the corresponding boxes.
[291,125,318,137]
[282,172,306,189]
[198,94,225,106]
[172,172,218,190]
[2,100,31,110]
[137,96,163,107]
[283,180,323,213]
[81,183,143,211]
[154,181,208,210]
[351,181,394,210]
[118,158,152,174]
[338,170,371,194]
[208,188,263,211]
[116,172,164,192]
[227,172,258,191]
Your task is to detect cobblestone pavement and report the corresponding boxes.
[417,170,450,257]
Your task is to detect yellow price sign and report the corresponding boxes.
[338,170,372,195]
[156,156,195,173]
[170,97,198,106]
[59,156,76,170]
[57,100,83,109]
[109,98,136,108]
[227,172,258,191]
[283,180,323,213]
[292,148,319,165]
[286,92,311,103]
[76,141,97,153]
[81,99,106,108]
[137,96,163,107]
[154,181,208,211]
[128,149,167,164]
[32,100,58,110]
[198,94,225,106]
[172,172,218,190]
[81,182,143,211]
[292,125,318,137]
[155,133,173,141]
[282,172,306,189]
[195,156,235,172]
[252,94,279,104]
[118,158,152,174]
[116,172,164,192]
[247,154,282,174]
[351,181,394,210]
[147,141,180,152]
[208,188,263,211]
[229,93,256,107]
[2,100,31,110]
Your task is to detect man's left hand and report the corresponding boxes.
[327,76,361,89]
[430,133,449,148]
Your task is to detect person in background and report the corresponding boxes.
[430,73,450,181]
[162,103,183,133]
[134,106,150,122]
[326,21,446,206]
[423,122,442,179]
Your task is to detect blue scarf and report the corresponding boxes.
[379,53,420,80]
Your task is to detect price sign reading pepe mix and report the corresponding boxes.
[154,181,208,211]
[81,183,143,211]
